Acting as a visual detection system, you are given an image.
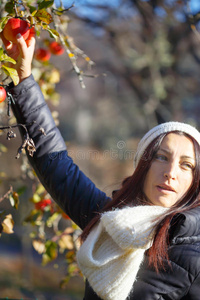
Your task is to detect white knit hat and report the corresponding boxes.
[134,121,200,168]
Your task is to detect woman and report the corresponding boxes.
[2,33,200,300]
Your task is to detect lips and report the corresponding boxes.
[157,184,176,193]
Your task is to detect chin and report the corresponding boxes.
[160,203,171,208]
[153,198,176,208]
[158,200,177,208]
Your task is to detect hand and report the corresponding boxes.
[0,27,35,84]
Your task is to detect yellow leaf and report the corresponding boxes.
[58,235,74,250]
[47,28,59,39]
[45,69,60,84]
[2,214,14,234]
[0,172,7,178]
[63,227,74,234]
[9,192,19,209]
[33,239,45,254]
[32,193,41,203]
[0,144,7,153]
[2,65,19,85]
[34,9,53,24]
[0,52,16,64]
[35,183,46,195]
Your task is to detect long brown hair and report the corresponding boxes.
[81,131,200,272]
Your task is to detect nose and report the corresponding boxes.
[164,163,177,180]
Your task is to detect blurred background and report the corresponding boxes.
[1,0,200,299]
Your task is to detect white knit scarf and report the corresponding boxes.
[77,205,168,300]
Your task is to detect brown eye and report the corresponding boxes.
[182,162,194,170]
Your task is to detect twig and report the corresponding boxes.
[0,121,46,159]
[0,186,13,203]
[51,4,87,88]
[52,3,75,14]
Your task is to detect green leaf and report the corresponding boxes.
[28,5,38,14]
[68,262,78,274]
[47,28,60,39]
[41,23,48,30]
[53,7,64,17]
[24,209,42,224]
[5,1,15,14]
[30,231,37,238]
[42,240,58,265]
[0,16,10,32]
[46,240,58,255]
[60,275,70,289]
[0,52,16,64]
[27,15,36,26]
[46,212,60,227]
[33,28,41,38]
[1,65,19,85]
[34,9,53,24]
[17,186,27,196]
[38,0,54,10]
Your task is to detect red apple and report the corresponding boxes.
[49,41,64,56]
[3,18,30,44]
[0,87,7,103]
[35,48,51,62]
[35,198,52,211]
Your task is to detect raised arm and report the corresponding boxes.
[2,33,111,229]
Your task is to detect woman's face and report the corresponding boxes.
[143,133,196,207]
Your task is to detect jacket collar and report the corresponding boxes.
[170,206,200,245]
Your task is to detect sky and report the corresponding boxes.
[55,0,200,13]
[190,0,200,13]
[54,0,200,20]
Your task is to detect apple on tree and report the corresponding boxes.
[3,18,30,44]
[35,48,51,62]
[49,41,64,56]
[0,87,7,103]
[35,198,52,211]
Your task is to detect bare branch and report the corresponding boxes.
[0,186,13,203]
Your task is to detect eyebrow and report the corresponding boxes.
[159,148,195,161]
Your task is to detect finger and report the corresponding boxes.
[26,36,36,50]
[16,33,28,56]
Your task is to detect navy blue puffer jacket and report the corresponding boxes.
[9,75,200,300]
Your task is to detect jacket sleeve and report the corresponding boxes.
[8,74,111,229]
